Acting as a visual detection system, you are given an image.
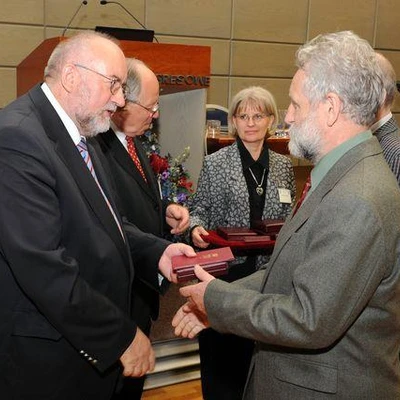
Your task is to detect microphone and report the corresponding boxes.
[62,0,88,37]
[99,0,159,43]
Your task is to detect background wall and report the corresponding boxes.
[0,0,399,119]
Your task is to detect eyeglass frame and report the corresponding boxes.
[74,63,127,96]
[128,100,160,116]
[234,113,270,123]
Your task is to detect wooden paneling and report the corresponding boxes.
[207,76,229,107]
[159,36,230,76]
[233,0,308,43]
[45,0,146,31]
[0,0,43,24]
[231,42,298,78]
[0,25,44,66]
[147,0,231,38]
[308,0,376,42]
[0,68,16,108]
[376,0,400,49]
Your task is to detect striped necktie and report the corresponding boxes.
[77,138,124,239]
[126,136,147,182]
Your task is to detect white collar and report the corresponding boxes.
[111,121,129,151]
[41,82,82,145]
[370,112,392,133]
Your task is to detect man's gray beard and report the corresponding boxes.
[79,117,111,138]
[75,85,115,138]
[77,108,115,138]
[288,118,323,164]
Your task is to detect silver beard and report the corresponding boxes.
[77,113,112,138]
[288,113,323,164]
[76,83,116,138]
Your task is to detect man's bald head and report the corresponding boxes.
[124,58,159,103]
[376,52,397,110]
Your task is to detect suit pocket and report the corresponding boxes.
[12,310,62,341]
[274,354,338,394]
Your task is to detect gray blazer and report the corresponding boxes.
[189,141,296,268]
[205,137,400,399]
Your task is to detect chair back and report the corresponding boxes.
[206,104,229,132]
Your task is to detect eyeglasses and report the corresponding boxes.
[235,113,268,123]
[130,100,160,116]
[74,63,127,96]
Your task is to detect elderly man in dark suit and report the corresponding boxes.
[0,31,194,400]
[173,31,400,399]
[370,52,400,185]
[95,58,189,399]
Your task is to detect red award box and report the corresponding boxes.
[172,247,234,282]
[251,219,285,236]
[216,227,258,241]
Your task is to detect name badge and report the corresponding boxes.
[278,188,292,204]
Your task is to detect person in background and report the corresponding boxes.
[0,31,195,400]
[95,58,189,399]
[189,86,295,400]
[173,31,400,399]
[370,52,400,185]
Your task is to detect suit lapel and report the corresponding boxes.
[134,136,163,202]
[102,130,160,203]
[260,197,314,288]
[260,137,382,290]
[87,140,130,262]
[29,86,128,263]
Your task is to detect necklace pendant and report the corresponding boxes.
[256,186,263,196]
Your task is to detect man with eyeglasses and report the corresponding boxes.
[0,31,195,400]
[95,58,190,399]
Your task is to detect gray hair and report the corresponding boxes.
[228,86,278,136]
[376,52,397,109]
[124,58,149,102]
[44,31,118,80]
[296,30,383,126]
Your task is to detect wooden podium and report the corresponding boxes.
[17,37,211,96]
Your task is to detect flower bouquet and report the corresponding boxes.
[140,128,194,206]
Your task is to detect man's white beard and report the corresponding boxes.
[288,112,323,164]
[78,114,111,138]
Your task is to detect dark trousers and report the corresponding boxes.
[198,328,254,400]
[112,376,145,400]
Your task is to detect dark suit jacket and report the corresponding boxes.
[96,130,168,332]
[0,85,168,399]
[206,137,400,398]
[374,116,400,185]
